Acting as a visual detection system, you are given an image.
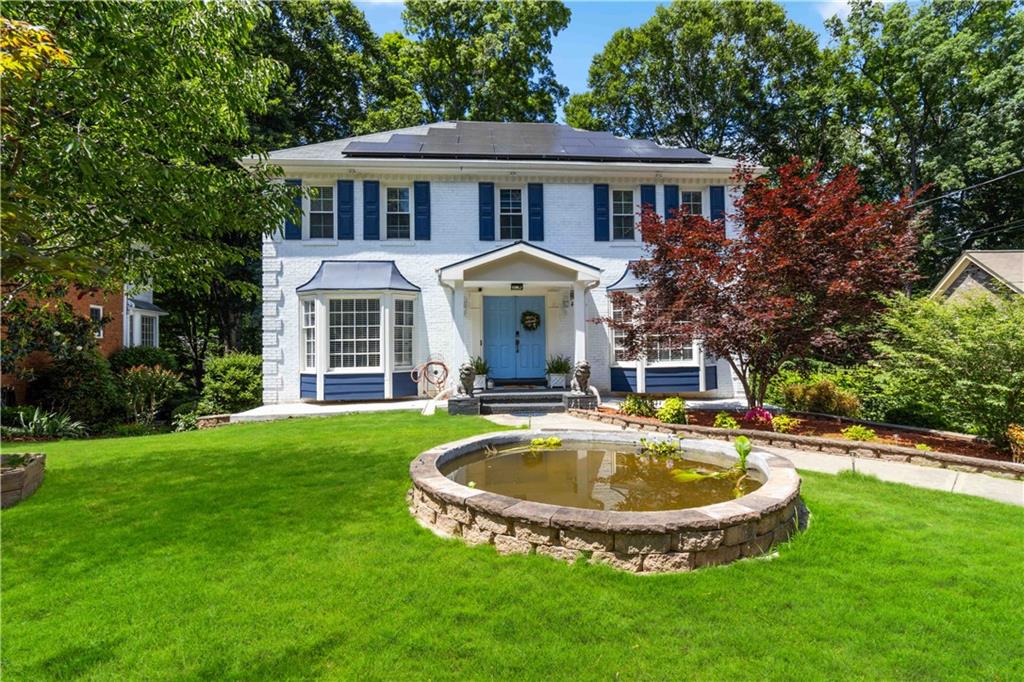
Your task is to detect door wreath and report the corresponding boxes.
[520,310,541,331]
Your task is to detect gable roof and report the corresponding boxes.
[930,250,1024,299]
[437,240,601,285]
[261,121,713,165]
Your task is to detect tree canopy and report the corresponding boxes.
[0,1,294,303]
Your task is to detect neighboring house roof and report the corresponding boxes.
[930,250,1024,299]
[256,121,723,166]
[296,260,420,293]
[607,261,642,291]
[127,297,167,315]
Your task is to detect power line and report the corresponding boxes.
[932,218,1024,247]
[909,166,1024,210]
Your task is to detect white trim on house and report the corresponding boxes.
[930,250,1024,299]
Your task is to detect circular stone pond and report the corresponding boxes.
[408,430,804,574]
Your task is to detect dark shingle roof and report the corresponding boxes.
[267,122,711,164]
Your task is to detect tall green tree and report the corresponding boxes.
[828,0,1024,276]
[0,2,294,305]
[250,0,380,148]
[564,0,835,168]
[399,0,571,122]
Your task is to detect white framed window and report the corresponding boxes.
[393,298,414,368]
[612,189,635,240]
[499,187,523,240]
[309,185,334,239]
[329,298,380,369]
[679,190,702,217]
[140,316,156,347]
[385,186,411,239]
[647,336,693,363]
[89,305,104,339]
[610,299,631,363]
[302,300,316,370]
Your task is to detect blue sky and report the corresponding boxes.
[354,1,852,120]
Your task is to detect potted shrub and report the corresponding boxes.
[545,355,572,389]
[470,356,489,391]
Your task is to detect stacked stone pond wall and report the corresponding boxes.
[409,431,804,574]
[1,453,46,509]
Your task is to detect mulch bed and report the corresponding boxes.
[597,407,1010,462]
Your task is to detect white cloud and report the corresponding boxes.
[813,0,853,21]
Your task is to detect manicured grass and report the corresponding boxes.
[3,413,1023,680]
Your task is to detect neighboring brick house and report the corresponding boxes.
[244,121,757,404]
[930,250,1024,302]
[1,285,166,405]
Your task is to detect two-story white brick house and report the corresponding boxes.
[248,121,747,405]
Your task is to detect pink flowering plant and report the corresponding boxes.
[742,407,773,426]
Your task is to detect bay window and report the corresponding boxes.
[302,300,316,370]
[394,298,414,368]
[140,316,156,347]
[329,298,381,369]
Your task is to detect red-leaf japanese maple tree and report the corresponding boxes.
[610,159,921,408]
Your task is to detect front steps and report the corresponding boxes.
[476,388,567,415]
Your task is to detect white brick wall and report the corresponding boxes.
[264,173,740,404]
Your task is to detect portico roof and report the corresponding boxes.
[437,241,602,287]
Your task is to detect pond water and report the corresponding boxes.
[440,441,763,512]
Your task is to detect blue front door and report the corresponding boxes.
[483,296,546,380]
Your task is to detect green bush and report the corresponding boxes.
[771,414,802,433]
[713,412,740,429]
[0,407,86,439]
[656,397,687,424]
[841,424,877,442]
[874,294,1024,446]
[109,346,178,374]
[122,365,183,424]
[31,350,124,428]
[781,380,861,417]
[199,352,262,414]
[619,394,656,418]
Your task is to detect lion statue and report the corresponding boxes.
[570,360,591,394]
[455,361,476,397]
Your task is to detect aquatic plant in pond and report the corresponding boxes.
[670,436,753,498]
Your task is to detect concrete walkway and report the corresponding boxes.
[483,412,1024,507]
[232,399,433,422]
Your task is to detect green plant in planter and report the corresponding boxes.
[656,397,687,424]
[714,412,741,429]
[620,394,656,417]
[841,424,877,442]
[470,356,490,376]
[545,355,572,374]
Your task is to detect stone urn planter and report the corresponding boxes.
[471,356,489,391]
[1,453,46,509]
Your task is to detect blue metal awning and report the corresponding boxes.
[296,260,420,293]
[607,261,642,291]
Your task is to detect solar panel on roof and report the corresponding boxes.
[340,122,710,163]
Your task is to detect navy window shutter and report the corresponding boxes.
[337,180,354,240]
[284,179,302,240]
[640,184,656,211]
[363,180,379,240]
[594,184,610,241]
[479,182,495,241]
[664,185,679,218]
[414,181,431,240]
[710,185,725,221]
[527,183,544,241]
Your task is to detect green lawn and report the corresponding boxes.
[3,413,1023,680]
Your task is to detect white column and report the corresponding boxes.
[573,281,586,364]
[637,356,647,393]
[451,283,469,376]
[382,294,394,400]
[697,342,706,392]
[315,296,327,401]
[132,314,142,348]
[153,317,160,348]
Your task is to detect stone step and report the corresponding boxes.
[477,390,566,403]
[480,402,566,415]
